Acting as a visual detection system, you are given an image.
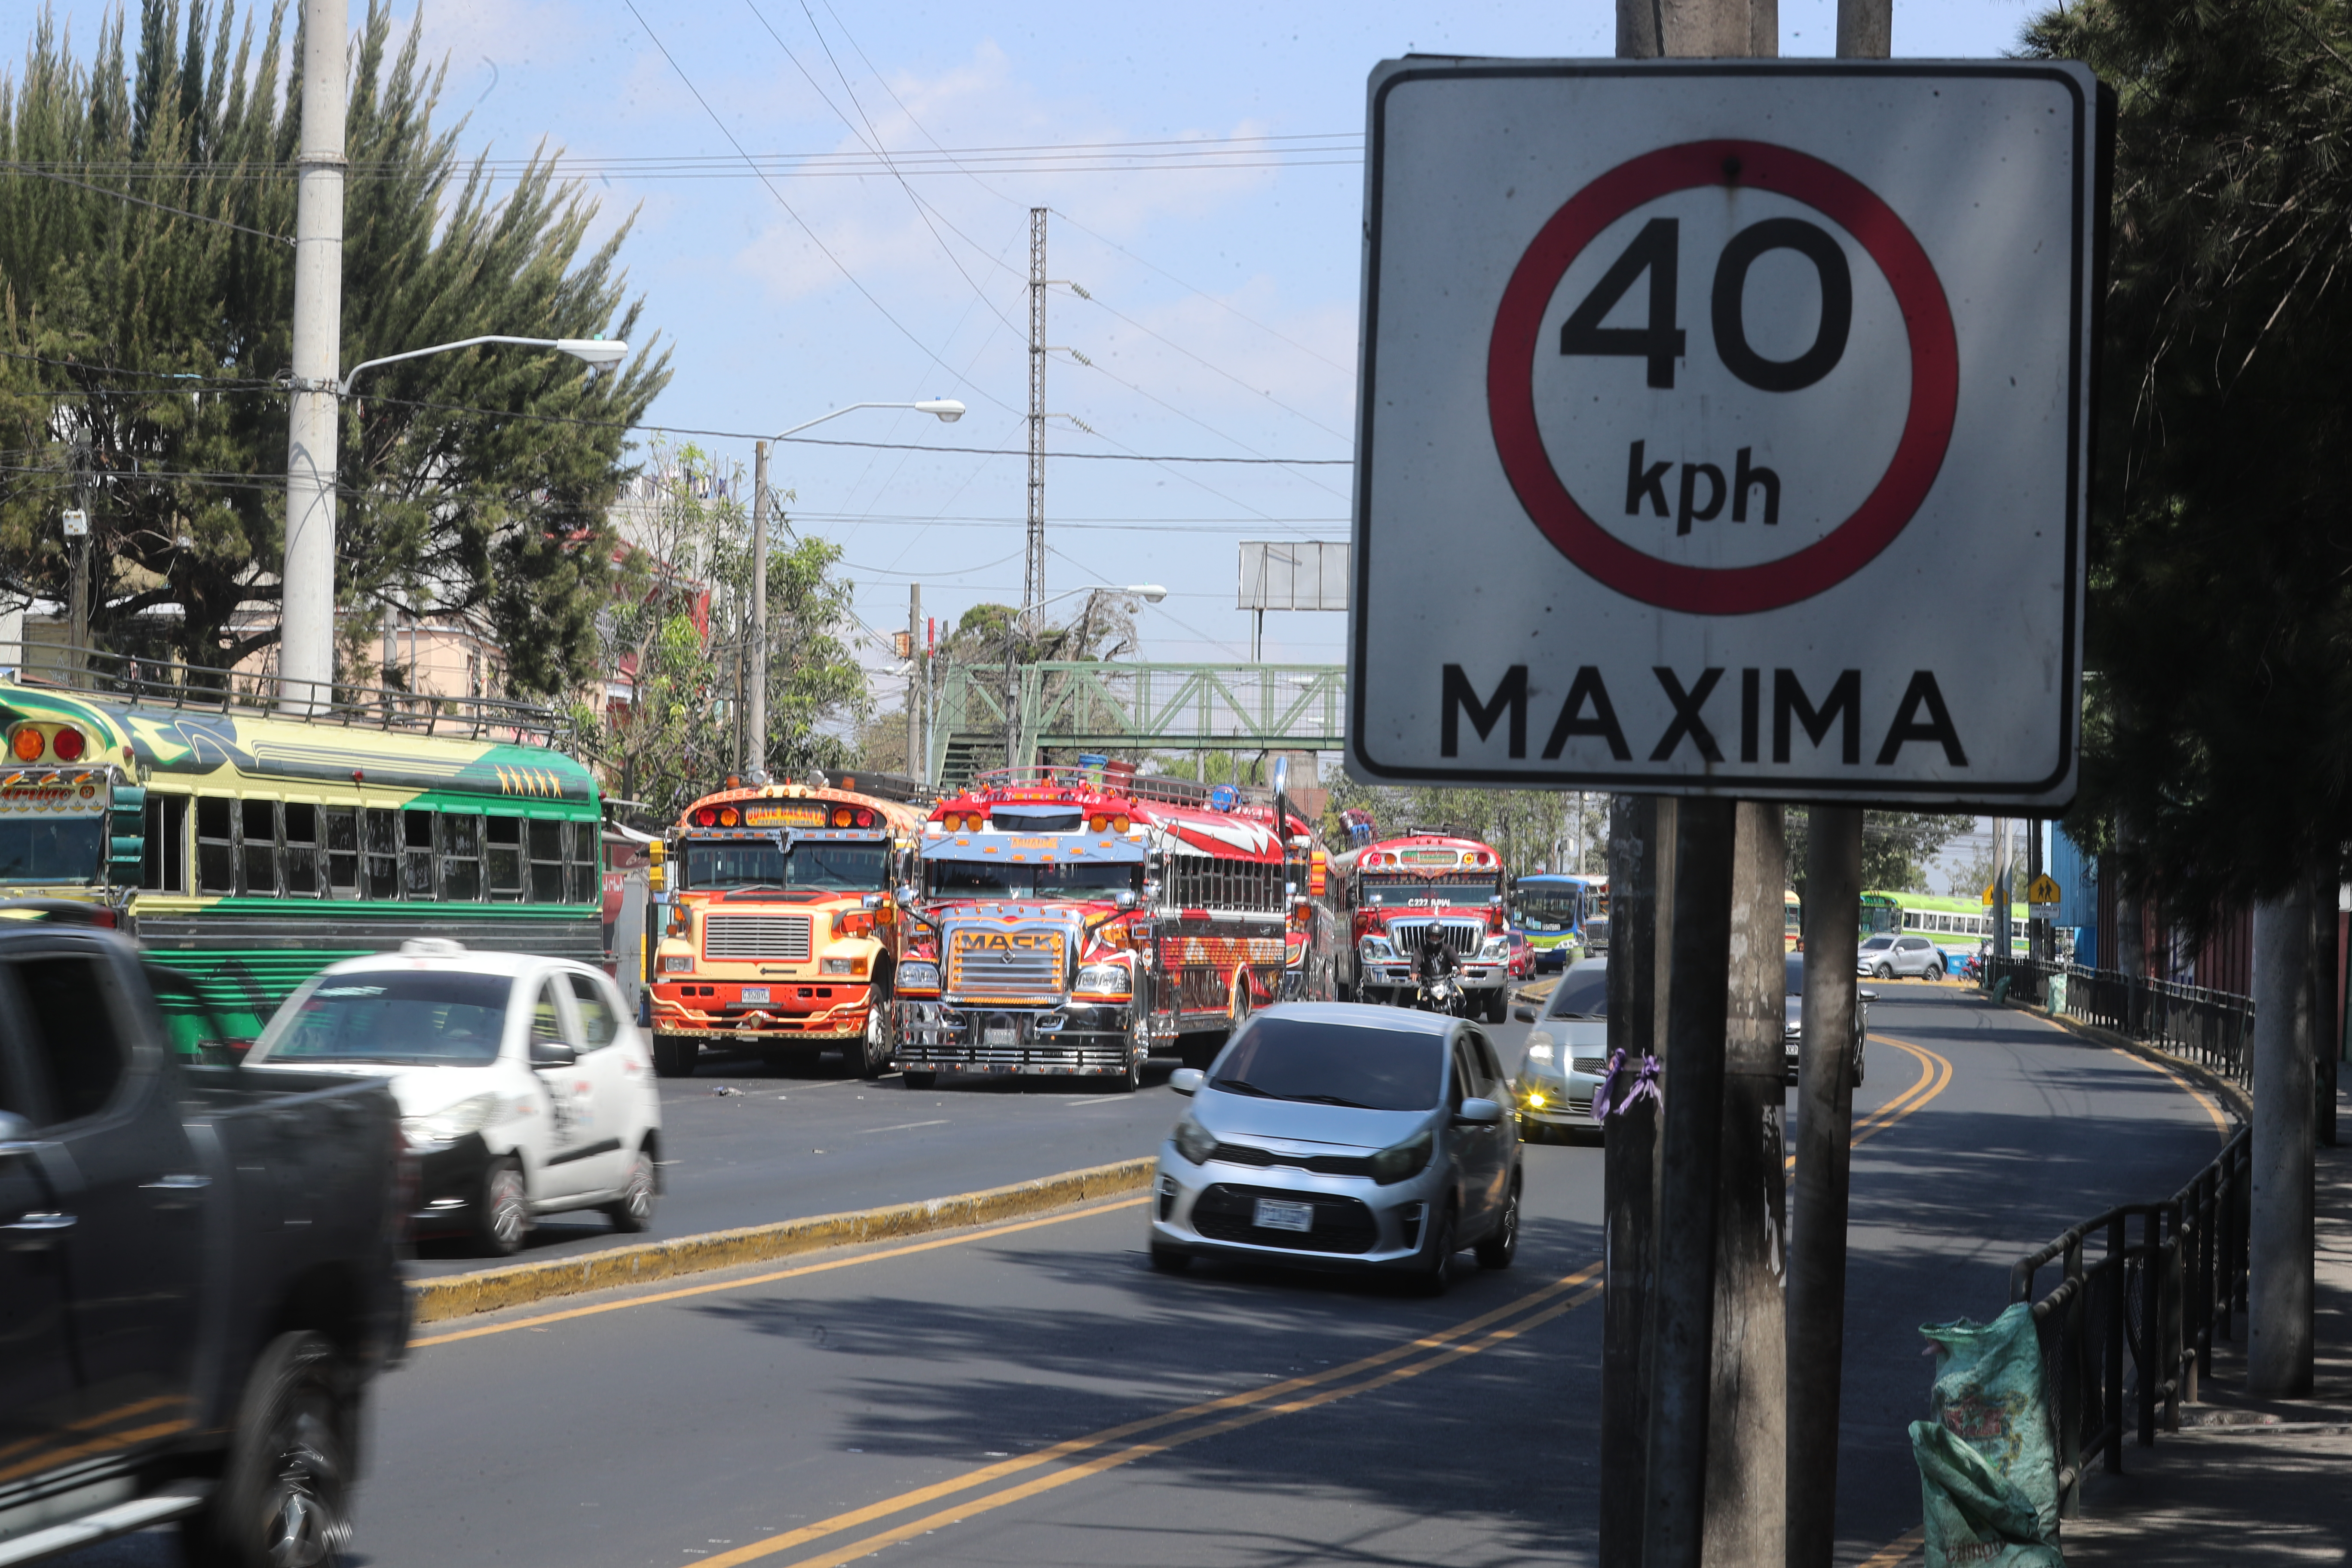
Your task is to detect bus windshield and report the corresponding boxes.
[0,818,104,882]
[1357,872,1499,907]
[928,859,1142,900]
[1513,888,1584,931]
[684,839,891,892]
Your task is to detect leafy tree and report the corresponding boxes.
[2024,0,2352,920]
[1785,808,1975,901]
[0,0,667,693]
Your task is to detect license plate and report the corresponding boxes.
[983,1026,1017,1046]
[741,986,770,1004]
[1253,1197,1314,1233]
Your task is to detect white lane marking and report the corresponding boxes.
[855,1119,949,1133]
[1062,1095,1141,1107]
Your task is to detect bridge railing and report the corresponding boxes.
[928,661,1345,782]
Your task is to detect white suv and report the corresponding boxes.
[247,940,664,1255]
[1857,933,1946,980]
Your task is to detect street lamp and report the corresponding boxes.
[281,334,631,713]
[742,399,970,777]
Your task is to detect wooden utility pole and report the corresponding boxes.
[907,584,923,778]
[1601,794,1663,1567]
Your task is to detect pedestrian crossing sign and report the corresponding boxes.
[2026,873,2062,909]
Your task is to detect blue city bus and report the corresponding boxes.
[1510,873,1605,972]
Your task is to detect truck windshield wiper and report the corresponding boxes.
[1209,1076,1276,1098]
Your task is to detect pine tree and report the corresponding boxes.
[0,0,669,695]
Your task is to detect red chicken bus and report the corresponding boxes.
[1331,832,1513,1022]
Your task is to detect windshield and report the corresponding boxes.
[1860,935,1895,950]
[256,971,512,1066]
[1546,966,1610,1020]
[1358,872,1500,907]
[685,840,790,889]
[1210,1015,1443,1112]
[0,818,104,882]
[928,858,1141,899]
[784,842,889,891]
[1513,889,1583,931]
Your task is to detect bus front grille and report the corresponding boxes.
[704,915,813,961]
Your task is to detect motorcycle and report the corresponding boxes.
[1411,940,1470,1017]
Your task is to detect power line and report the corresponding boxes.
[3,165,292,244]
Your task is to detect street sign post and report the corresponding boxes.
[1349,59,2103,807]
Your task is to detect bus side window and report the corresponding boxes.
[442,812,483,901]
[141,795,188,894]
[567,820,597,906]
[402,810,438,900]
[528,819,567,902]
[282,802,320,897]
[324,807,359,897]
[363,808,401,900]
[486,816,524,901]
[240,799,278,896]
[195,797,234,895]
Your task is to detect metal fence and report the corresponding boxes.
[1987,955,2255,1092]
[2007,1125,2251,1517]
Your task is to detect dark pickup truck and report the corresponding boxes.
[0,922,407,1567]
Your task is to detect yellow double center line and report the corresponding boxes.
[696,1040,1957,1568]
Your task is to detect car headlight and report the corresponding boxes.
[821,957,855,976]
[1370,1127,1433,1185]
[662,954,693,973]
[1524,1039,1556,1065]
[1360,936,1395,961]
[1173,1114,1217,1165]
[897,961,940,991]
[401,1091,503,1147]
[1076,963,1131,996]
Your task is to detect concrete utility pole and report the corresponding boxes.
[1026,206,1048,616]
[1601,795,1663,1567]
[2250,885,2316,1395]
[907,584,922,777]
[748,440,769,780]
[280,0,346,712]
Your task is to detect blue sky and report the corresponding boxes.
[18,0,2046,681]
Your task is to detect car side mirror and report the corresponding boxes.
[529,1039,577,1069]
[1859,989,1879,1003]
[1513,1004,1537,1023]
[1170,1067,1204,1096]
[1453,1096,1504,1127]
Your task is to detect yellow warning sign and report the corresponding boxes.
[2026,874,2062,906]
[1981,884,1996,907]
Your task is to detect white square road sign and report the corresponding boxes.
[1348,60,2102,808]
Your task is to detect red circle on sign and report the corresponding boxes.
[1487,139,1958,616]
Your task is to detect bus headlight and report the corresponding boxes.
[662,955,694,973]
[897,962,940,991]
[1359,935,1395,961]
[1479,935,1509,960]
[822,958,856,975]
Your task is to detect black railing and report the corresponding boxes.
[3,639,570,746]
[2007,1125,2251,1517]
[1988,955,2255,1092]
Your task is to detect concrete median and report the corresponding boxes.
[410,1156,1158,1325]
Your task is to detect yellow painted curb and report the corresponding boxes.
[409,1156,1157,1325]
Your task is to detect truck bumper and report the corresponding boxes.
[895,1000,1137,1075]
[653,983,873,1044]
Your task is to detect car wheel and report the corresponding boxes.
[1412,1201,1460,1296]
[605,1145,657,1232]
[858,980,895,1078]
[651,1034,698,1078]
[187,1330,352,1568]
[901,1070,937,1090]
[1476,1177,1520,1270]
[1149,1240,1191,1274]
[1874,962,1895,980]
[476,1158,529,1257]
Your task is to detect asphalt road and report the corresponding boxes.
[66,984,2230,1568]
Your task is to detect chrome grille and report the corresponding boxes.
[1388,919,1485,958]
[947,926,1067,998]
[704,914,812,961]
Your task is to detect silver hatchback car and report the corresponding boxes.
[1858,932,1946,980]
[1148,1004,1521,1293]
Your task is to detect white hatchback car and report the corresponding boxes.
[247,939,663,1256]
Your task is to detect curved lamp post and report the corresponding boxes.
[999,583,1168,771]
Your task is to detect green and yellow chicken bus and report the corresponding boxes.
[0,679,603,1038]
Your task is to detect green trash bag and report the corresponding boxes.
[1911,1304,2062,1567]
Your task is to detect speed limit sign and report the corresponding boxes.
[1348,60,2104,807]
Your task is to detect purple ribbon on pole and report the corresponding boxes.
[1592,1047,1663,1123]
